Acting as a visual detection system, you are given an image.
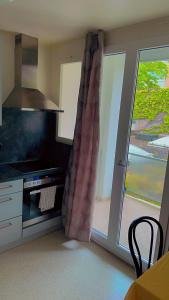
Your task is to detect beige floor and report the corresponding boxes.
[0,231,134,300]
[93,196,160,259]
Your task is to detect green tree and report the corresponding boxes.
[137,61,168,90]
[133,61,169,134]
[134,88,169,133]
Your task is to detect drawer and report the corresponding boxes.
[0,216,22,248]
[0,180,23,196]
[0,192,22,222]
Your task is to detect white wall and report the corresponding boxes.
[48,15,169,197]
[105,16,169,51]
[50,38,85,105]
[0,31,15,105]
[37,43,52,99]
[0,31,15,124]
[58,62,81,140]
[0,31,51,103]
[47,15,169,157]
[1,15,169,108]
[47,16,169,109]
[0,31,52,124]
[1,16,169,124]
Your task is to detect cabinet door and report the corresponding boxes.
[0,216,22,248]
[0,192,22,222]
[0,180,23,196]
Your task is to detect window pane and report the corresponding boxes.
[58,62,81,140]
[119,47,169,260]
[93,53,126,235]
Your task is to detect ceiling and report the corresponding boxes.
[0,0,169,44]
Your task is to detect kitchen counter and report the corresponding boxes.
[0,165,23,183]
[0,160,66,183]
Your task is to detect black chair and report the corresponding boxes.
[128,216,164,278]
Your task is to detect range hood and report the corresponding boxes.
[3,34,62,112]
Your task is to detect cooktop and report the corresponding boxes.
[10,160,63,174]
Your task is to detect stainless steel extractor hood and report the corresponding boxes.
[3,34,63,112]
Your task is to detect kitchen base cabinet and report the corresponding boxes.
[0,178,62,252]
[0,192,22,222]
[0,180,23,196]
[0,216,22,248]
[0,179,23,251]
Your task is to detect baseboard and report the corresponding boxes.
[22,216,62,240]
[0,216,62,254]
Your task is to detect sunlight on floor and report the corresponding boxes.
[0,231,134,300]
[93,196,160,259]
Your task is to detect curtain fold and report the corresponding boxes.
[62,30,104,242]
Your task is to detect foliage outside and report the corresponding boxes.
[126,61,169,206]
[133,61,169,134]
[137,61,168,90]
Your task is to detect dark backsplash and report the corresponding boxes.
[0,108,63,164]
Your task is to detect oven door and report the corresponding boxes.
[23,185,64,228]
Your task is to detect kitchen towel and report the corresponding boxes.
[39,186,56,212]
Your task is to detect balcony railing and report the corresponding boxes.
[127,152,167,205]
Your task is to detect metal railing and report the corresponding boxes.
[126,152,167,204]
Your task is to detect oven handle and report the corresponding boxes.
[30,190,41,195]
[29,185,64,195]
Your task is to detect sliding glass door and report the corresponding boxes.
[92,46,169,265]
[92,53,126,237]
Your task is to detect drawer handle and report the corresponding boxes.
[0,197,12,204]
[0,185,12,190]
[0,222,12,230]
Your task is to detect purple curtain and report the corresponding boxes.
[62,31,103,242]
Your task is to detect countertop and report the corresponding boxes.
[0,161,65,183]
[0,165,23,183]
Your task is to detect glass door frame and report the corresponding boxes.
[92,42,169,267]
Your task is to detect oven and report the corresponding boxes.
[23,173,64,228]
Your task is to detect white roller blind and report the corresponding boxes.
[58,62,82,140]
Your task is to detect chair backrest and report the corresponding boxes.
[128,216,163,278]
